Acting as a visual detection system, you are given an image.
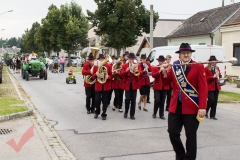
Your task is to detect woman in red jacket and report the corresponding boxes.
[152,55,169,119]
[137,54,151,112]
[204,55,222,120]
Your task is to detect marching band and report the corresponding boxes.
[81,43,238,159]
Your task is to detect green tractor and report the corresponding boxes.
[22,58,47,81]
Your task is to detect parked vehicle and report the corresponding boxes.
[0,56,3,84]
[65,56,81,67]
[148,45,226,85]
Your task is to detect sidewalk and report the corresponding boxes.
[0,67,76,160]
[221,83,240,94]
[0,117,53,160]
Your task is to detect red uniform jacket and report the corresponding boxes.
[120,63,143,91]
[152,66,169,90]
[204,66,222,91]
[92,63,113,91]
[162,61,208,114]
[82,61,93,88]
[138,62,151,86]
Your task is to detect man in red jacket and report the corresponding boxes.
[204,55,222,120]
[92,54,112,120]
[161,43,207,160]
[120,53,142,120]
[152,55,169,119]
[82,53,95,114]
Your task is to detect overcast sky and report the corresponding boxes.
[0,0,239,39]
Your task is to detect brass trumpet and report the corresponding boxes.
[129,63,140,76]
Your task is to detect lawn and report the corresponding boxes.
[0,99,28,116]
[218,91,240,101]
[65,67,82,73]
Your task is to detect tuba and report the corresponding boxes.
[85,66,96,85]
[97,54,112,84]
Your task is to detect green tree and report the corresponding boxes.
[87,0,159,57]
[54,1,88,65]
[7,37,18,47]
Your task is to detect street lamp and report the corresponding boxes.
[0,10,13,16]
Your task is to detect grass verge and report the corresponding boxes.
[0,99,28,116]
[218,91,240,101]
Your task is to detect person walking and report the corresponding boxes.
[120,53,142,120]
[161,43,207,160]
[152,55,169,119]
[59,56,66,73]
[165,55,172,111]
[204,55,222,120]
[82,53,96,114]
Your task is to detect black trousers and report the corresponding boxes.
[85,86,95,112]
[113,89,124,109]
[108,89,113,105]
[125,83,137,117]
[153,90,167,116]
[166,88,172,110]
[206,90,219,118]
[168,103,199,160]
[95,90,109,117]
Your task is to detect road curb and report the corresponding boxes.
[7,67,77,160]
[218,101,240,104]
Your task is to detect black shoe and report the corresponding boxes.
[124,113,127,118]
[87,111,91,114]
[165,108,169,111]
[160,116,166,120]
[205,115,209,118]
[147,101,151,104]
[143,108,148,112]
[94,114,98,119]
[152,114,156,118]
[210,117,217,120]
[130,116,135,120]
[91,110,95,114]
[138,106,141,110]
[102,116,106,120]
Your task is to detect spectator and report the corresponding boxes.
[48,57,53,71]
[59,56,66,73]
[16,56,21,74]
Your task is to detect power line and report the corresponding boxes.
[158,12,193,15]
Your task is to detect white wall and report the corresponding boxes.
[168,35,212,46]
[221,25,240,76]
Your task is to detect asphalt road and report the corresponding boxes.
[12,69,240,160]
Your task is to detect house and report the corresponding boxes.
[136,36,167,56]
[220,9,240,76]
[166,3,240,46]
[86,19,184,56]
[128,19,184,54]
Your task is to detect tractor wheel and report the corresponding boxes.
[22,70,26,79]
[25,71,29,81]
[0,77,2,84]
[66,78,68,84]
[39,71,43,79]
[73,79,76,84]
[44,69,47,80]
[66,78,69,84]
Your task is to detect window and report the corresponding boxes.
[233,43,240,66]
[199,43,206,45]
[147,50,156,64]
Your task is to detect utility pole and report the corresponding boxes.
[150,5,153,51]
[222,0,224,7]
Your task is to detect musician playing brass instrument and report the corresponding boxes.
[120,53,142,120]
[137,54,152,112]
[107,55,116,107]
[111,57,124,112]
[82,53,95,114]
[92,54,113,120]
[204,55,222,120]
